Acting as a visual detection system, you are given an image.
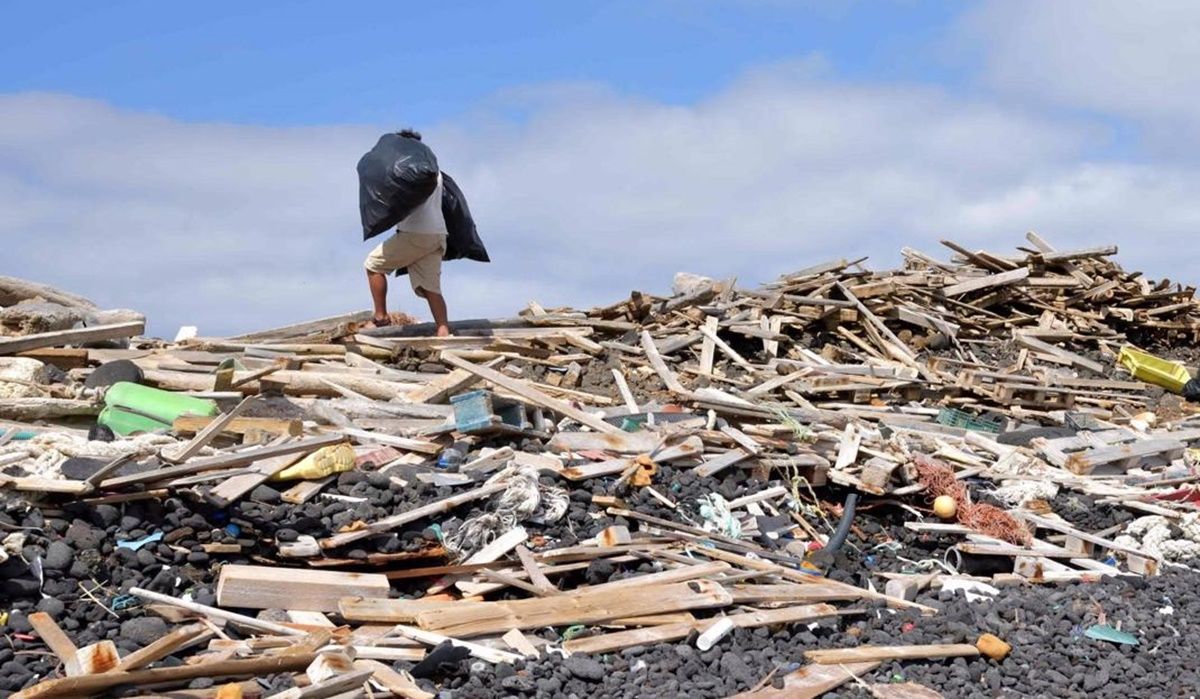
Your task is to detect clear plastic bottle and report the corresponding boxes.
[437,442,467,470]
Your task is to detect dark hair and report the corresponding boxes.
[398,128,422,141]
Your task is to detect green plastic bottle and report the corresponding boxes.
[99,382,218,436]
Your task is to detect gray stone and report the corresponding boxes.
[35,597,66,618]
[64,520,105,550]
[719,651,757,688]
[43,541,73,571]
[564,655,606,682]
[119,616,169,646]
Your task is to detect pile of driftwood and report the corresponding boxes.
[5,233,1200,697]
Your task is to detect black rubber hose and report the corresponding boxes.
[821,492,859,557]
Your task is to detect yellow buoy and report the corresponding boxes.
[933,495,958,519]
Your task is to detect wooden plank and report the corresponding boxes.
[352,659,432,699]
[226,310,371,342]
[74,641,120,674]
[805,644,980,665]
[206,445,307,508]
[719,424,760,455]
[404,367,483,404]
[501,629,540,658]
[728,662,880,699]
[12,653,316,699]
[564,603,836,654]
[728,582,864,604]
[216,565,390,612]
[128,587,305,637]
[611,368,640,412]
[265,667,372,699]
[699,315,718,375]
[0,320,144,356]
[687,545,938,614]
[560,437,703,481]
[441,353,620,434]
[162,396,256,464]
[337,427,441,455]
[321,482,507,549]
[1026,231,1093,285]
[459,446,515,474]
[172,415,302,437]
[868,682,944,699]
[113,623,209,672]
[941,267,1029,297]
[697,323,755,371]
[391,626,521,665]
[514,545,556,595]
[27,612,79,675]
[413,580,733,637]
[0,475,89,494]
[692,448,751,478]
[639,331,688,395]
[1015,512,1161,565]
[1064,437,1184,474]
[100,434,345,489]
[464,528,527,565]
[746,369,808,397]
[15,347,89,370]
[1042,245,1117,263]
[548,430,662,454]
[281,476,334,504]
[1014,333,1106,374]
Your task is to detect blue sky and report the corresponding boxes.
[3,1,1200,336]
[2,1,967,126]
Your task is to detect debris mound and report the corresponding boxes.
[5,234,1200,698]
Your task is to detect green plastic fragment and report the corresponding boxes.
[620,417,645,432]
[1084,624,1139,645]
[561,625,588,641]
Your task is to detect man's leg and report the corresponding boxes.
[408,237,450,336]
[422,290,450,337]
[365,233,409,326]
[366,269,389,323]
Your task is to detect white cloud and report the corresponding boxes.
[4,61,1200,337]
[960,0,1200,146]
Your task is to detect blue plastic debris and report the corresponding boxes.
[116,531,163,551]
[111,594,140,611]
[225,523,241,537]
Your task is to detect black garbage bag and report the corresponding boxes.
[357,133,440,240]
[440,171,489,264]
[393,170,490,277]
[1183,378,1200,402]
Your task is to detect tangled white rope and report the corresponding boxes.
[1114,513,1200,561]
[990,480,1059,507]
[443,464,569,561]
[0,432,194,479]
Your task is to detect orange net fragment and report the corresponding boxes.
[914,454,1031,546]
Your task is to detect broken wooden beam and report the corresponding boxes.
[216,564,391,612]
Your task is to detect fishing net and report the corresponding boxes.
[914,454,1031,546]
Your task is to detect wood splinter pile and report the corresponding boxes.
[4,231,1200,697]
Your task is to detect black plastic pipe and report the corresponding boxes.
[821,492,859,558]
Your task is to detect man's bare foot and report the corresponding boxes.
[362,315,392,330]
[435,324,451,337]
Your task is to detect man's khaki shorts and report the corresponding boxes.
[364,232,446,296]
